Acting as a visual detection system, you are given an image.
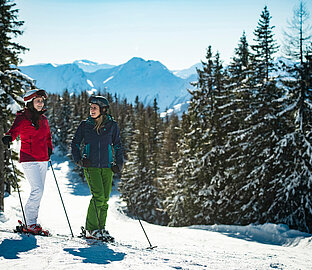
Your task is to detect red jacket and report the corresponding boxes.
[6,109,53,162]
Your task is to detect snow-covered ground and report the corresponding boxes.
[1,147,312,269]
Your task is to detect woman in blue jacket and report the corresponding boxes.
[71,96,123,241]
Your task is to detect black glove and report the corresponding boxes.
[48,148,53,158]
[77,155,91,168]
[111,162,123,173]
[2,135,12,146]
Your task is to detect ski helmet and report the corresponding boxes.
[23,89,48,103]
[88,96,109,114]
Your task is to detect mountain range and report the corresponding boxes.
[19,58,200,112]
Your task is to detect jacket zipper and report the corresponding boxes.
[30,137,32,152]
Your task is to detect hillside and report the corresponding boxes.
[0,143,311,269]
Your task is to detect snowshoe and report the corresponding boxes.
[80,226,115,243]
[101,229,115,243]
[16,220,50,236]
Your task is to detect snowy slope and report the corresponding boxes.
[1,143,311,269]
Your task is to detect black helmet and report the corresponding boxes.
[88,95,109,114]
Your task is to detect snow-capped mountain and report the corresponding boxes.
[19,58,198,111]
[73,60,115,73]
[19,63,91,95]
[173,63,202,79]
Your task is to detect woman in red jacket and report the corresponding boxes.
[2,89,53,235]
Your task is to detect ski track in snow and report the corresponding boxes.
[0,151,312,270]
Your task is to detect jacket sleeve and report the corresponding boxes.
[45,118,53,151]
[71,121,85,163]
[112,122,124,165]
[5,114,24,141]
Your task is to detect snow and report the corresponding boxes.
[103,76,114,84]
[86,79,94,87]
[1,142,311,269]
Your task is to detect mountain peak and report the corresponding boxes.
[124,57,167,71]
[73,59,99,65]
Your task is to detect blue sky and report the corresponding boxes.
[15,0,312,70]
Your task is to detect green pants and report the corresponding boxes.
[84,167,113,231]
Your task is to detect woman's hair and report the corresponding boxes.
[94,114,106,134]
[25,101,45,130]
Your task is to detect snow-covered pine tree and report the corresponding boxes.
[52,90,72,154]
[119,97,165,225]
[165,112,192,226]
[265,55,312,233]
[148,98,169,224]
[172,47,215,225]
[283,1,312,65]
[68,93,81,146]
[223,32,255,223]
[234,6,284,225]
[148,99,161,183]
[118,99,133,163]
[170,47,232,225]
[0,0,34,211]
[160,111,180,198]
[193,51,233,224]
[251,5,279,83]
[264,3,312,232]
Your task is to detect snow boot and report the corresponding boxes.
[84,228,115,242]
[17,220,50,236]
[86,229,102,240]
[101,229,115,243]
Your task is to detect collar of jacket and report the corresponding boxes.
[86,114,112,126]
[23,108,46,119]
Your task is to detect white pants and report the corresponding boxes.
[22,161,48,225]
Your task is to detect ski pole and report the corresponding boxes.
[84,167,104,239]
[7,144,28,231]
[49,160,74,237]
[131,204,157,250]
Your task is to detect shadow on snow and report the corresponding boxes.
[64,245,126,265]
[49,154,122,197]
[49,154,91,196]
[189,223,312,246]
[0,235,38,259]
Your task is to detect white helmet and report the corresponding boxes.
[23,89,48,103]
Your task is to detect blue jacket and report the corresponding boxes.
[71,115,123,168]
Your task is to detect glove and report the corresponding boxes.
[48,148,53,158]
[77,155,91,168]
[2,135,13,146]
[111,162,123,173]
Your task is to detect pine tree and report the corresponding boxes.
[57,90,73,154]
[223,32,255,223]
[283,1,312,65]
[234,6,284,225]
[251,6,279,83]
[0,0,34,211]
[177,47,215,225]
[119,98,166,224]
[266,45,312,232]
[267,17,312,232]
[165,112,192,226]
[169,47,233,225]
